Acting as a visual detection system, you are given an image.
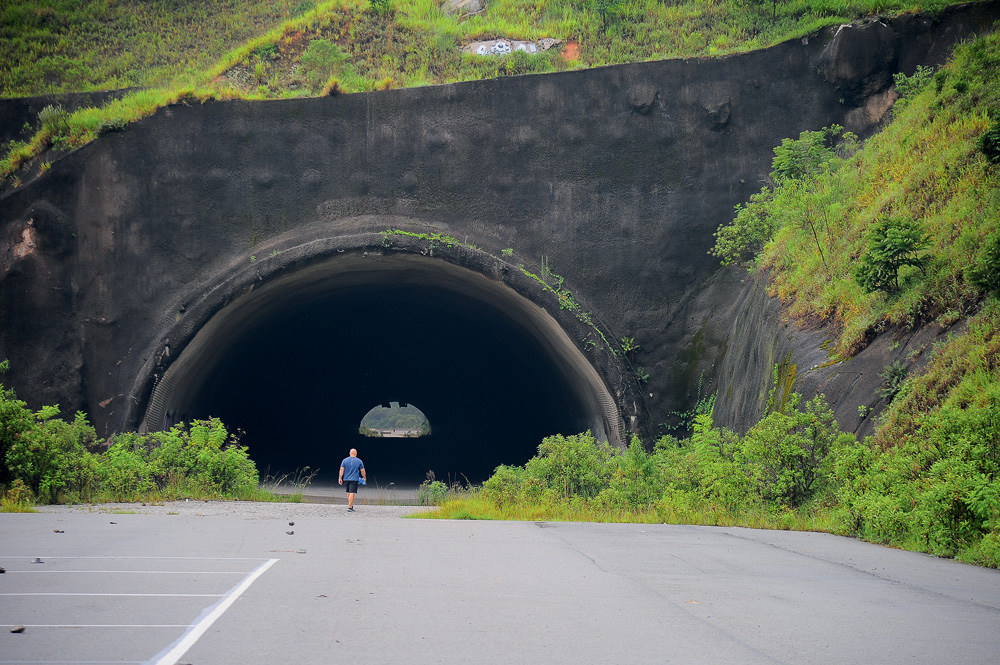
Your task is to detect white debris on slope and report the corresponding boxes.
[462,38,562,57]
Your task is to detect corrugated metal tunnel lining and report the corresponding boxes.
[143,253,621,486]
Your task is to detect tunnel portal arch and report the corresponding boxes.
[138,240,627,486]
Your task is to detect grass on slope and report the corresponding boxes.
[1,0,963,99]
[0,0,310,97]
[0,0,970,188]
[714,31,1000,358]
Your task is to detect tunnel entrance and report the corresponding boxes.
[359,402,430,438]
[143,252,620,487]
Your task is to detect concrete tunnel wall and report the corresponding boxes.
[142,248,624,484]
[2,2,998,481]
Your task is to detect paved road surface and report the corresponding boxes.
[2,502,999,664]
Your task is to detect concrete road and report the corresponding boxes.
[2,504,999,664]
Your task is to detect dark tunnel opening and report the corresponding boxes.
[146,254,617,488]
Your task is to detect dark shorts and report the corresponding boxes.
[345,480,359,493]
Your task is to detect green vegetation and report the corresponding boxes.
[3,1,962,98]
[424,370,1000,565]
[1,1,971,185]
[0,0,308,96]
[0,360,278,509]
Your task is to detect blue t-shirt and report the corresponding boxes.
[341,456,364,481]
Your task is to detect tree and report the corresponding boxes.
[770,125,853,183]
[854,216,932,294]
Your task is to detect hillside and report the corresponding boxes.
[0,0,977,183]
[1,0,966,99]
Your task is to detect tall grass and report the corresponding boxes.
[0,0,309,97]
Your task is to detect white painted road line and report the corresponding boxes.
[12,625,191,628]
[148,558,278,665]
[0,556,269,560]
[3,570,249,574]
[1,593,225,597]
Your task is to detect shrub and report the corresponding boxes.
[892,65,935,114]
[770,125,844,182]
[417,479,448,505]
[710,188,777,267]
[736,394,853,507]
[524,431,615,499]
[97,435,157,501]
[854,216,932,294]
[967,230,1000,297]
[298,39,351,91]
[0,361,33,486]
[878,361,909,402]
[597,437,665,510]
[481,464,527,507]
[976,118,1000,164]
[37,104,69,135]
[1,478,34,512]
[5,407,99,503]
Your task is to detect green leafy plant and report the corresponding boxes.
[770,125,851,182]
[5,407,99,504]
[854,216,931,294]
[736,394,852,507]
[892,64,935,113]
[620,337,639,355]
[878,361,908,402]
[369,0,394,17]
[417,478,447,505]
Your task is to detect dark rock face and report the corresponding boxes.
[712,274,960,440]
[820,21,899,106]
[1,3,997,467]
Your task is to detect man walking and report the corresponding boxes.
[339,448,366,512]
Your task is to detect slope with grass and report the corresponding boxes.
[2,0,969,99]
[2,1,988,185]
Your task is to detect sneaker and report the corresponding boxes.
[347,507,355,512]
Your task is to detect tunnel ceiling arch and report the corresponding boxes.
[142,252,623,484]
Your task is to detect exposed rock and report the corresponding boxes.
[699,89,732,131]
[442,0,484,16]
[820,21,898,106]
[627,85,659,115]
